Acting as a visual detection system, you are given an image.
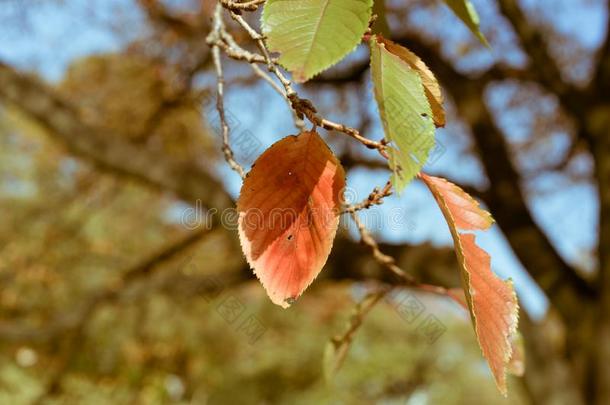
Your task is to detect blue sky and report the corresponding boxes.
[1,0,604,318]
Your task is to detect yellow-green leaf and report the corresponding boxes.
[443,0,489,46]
[369,35,435,191]
[261,0,373,83]
[378,37,445,127]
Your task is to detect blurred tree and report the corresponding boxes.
[0,0,608,404]
[60,54,216,162]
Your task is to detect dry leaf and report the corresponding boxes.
[421,173,519,395]
[237,130,345,308]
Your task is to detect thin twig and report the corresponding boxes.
[216,39,267,63]
[250,64,307,131]
[349,211,416,284]
[209,5,246,179]
[211,2,448,299]
[219,0,266,12]
[343,180,393,213]
[349,211,450,297]
[224,9,386,154]
[289,94,388,152]
[216,27,305,131]
[326,288,388,376]
[228,11,296,94]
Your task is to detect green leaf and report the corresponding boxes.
[369,35,435,192]
[443,0,489,46]
[261,0,373,83]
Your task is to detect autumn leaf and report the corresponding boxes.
[420,173,519,395]
[376,37,445,127]
[508,332,525,377]
[237,130,345,308]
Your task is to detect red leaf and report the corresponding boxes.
[237,130,345,308]
[421,173,519,395]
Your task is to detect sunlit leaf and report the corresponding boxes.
[442,0,489,46]
[377,37,445,127]
[421,173,519,395]
[370,35,435,192]
[237,130,345,308]
[261,0,373,83]
[508,332,525,377]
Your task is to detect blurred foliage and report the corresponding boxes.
[4,0,590,402]
[59,53,216,162]
[0,280,527,404]
[0,105,527,402]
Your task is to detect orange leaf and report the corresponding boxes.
[237,130,345,308]
[376,36,445,127]
[508,332,525,377]
[421,173,519,395]
[423,174,493,230]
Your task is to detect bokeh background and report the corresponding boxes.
[0,0,608,404]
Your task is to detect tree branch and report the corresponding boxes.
[497,0,571,96]
[592,1,610,93]
[0,233,459,344]
[0,228,213,343]
[0,61,233,212]
[496,0,593,147]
